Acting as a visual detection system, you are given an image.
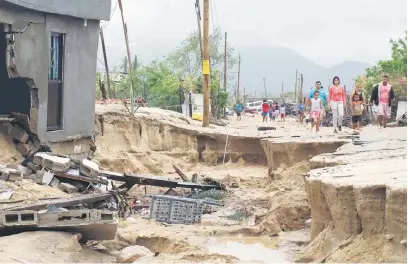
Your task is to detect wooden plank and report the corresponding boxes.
[100,170,221,190]
[54,171,108,185]
[172,165,189,182]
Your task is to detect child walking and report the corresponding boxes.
[279,104,286,122]
[350,84,367,133]
[269,103,274,121]
[310,90,324,132]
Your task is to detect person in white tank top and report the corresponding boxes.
[310,90,324,132]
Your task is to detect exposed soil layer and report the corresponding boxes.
[298,127,407,263]
[261,136,348,175]
[94,108,268,174]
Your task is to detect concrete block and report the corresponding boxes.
[33,152,50,166]
[17,165,30,176]
[35,170,44,184]
[23,174,36,180]
[42,170,54,185]
[50,177,60,187]
[2,210,38,226]
[43,155,70,172]
[80,159,99,178]
[27,162,39,173]
[59,182,79,193]
[38,209,91,226]
[88,210,118,223]
[15,142,30,156]
[11,125,30,143]
[0,167,11,181]
[6,169,21,182]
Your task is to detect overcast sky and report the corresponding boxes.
[98,0,407,71]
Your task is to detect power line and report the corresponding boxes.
[101,0,119,29]
[97,57,105,67]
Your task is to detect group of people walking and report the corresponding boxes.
[234,74,395,133]
[299,74,395,134]
[263,101,285,122]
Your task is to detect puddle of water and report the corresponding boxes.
[205,236,291,263]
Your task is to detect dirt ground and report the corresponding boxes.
[90,109,326,263]
[1,106,404,263]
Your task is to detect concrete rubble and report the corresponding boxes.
[0,126,225,242]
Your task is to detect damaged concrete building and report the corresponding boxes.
[0,0,111,158]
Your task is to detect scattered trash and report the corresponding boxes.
[0,189,14,200]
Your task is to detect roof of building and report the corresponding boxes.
[4,0,111,21]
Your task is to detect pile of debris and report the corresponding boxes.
[0,149,226,239]
[0,115,40,158]
[1,151,109,195]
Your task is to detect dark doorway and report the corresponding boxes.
[47,32,64,131]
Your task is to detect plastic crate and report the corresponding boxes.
[149,195,204,224]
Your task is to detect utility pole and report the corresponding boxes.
[195,0,203,61]
[118,0,135,114]
[202,0,210,127]
[281,82,284,104]
[263,78,267,98]
[223,32,227,91]
[294,69,298,103]
[179,78,183,114]
[237,54,241,101]
[99,27,110,100]
[300,74,304,103]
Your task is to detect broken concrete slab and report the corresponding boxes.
[10,125,30,143]
[33,152,49,166]
[4,168,21,182]
[79,159,99,178]
[43,155,70,173]
[0,209,119,241]
[59,182,79,194]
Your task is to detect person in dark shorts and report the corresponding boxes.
[350,84,367,133]
[235,101,243,121]
[262,99,269,122]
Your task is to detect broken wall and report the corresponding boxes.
[0,2,99,143]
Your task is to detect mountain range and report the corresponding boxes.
[236,46,371,98]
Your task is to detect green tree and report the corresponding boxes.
[132,54,138,71]
[167,27,238,79]
[357,32,407,101]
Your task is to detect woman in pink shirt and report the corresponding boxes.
[328,76,346,133]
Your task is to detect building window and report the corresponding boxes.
[47,32,64,131]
